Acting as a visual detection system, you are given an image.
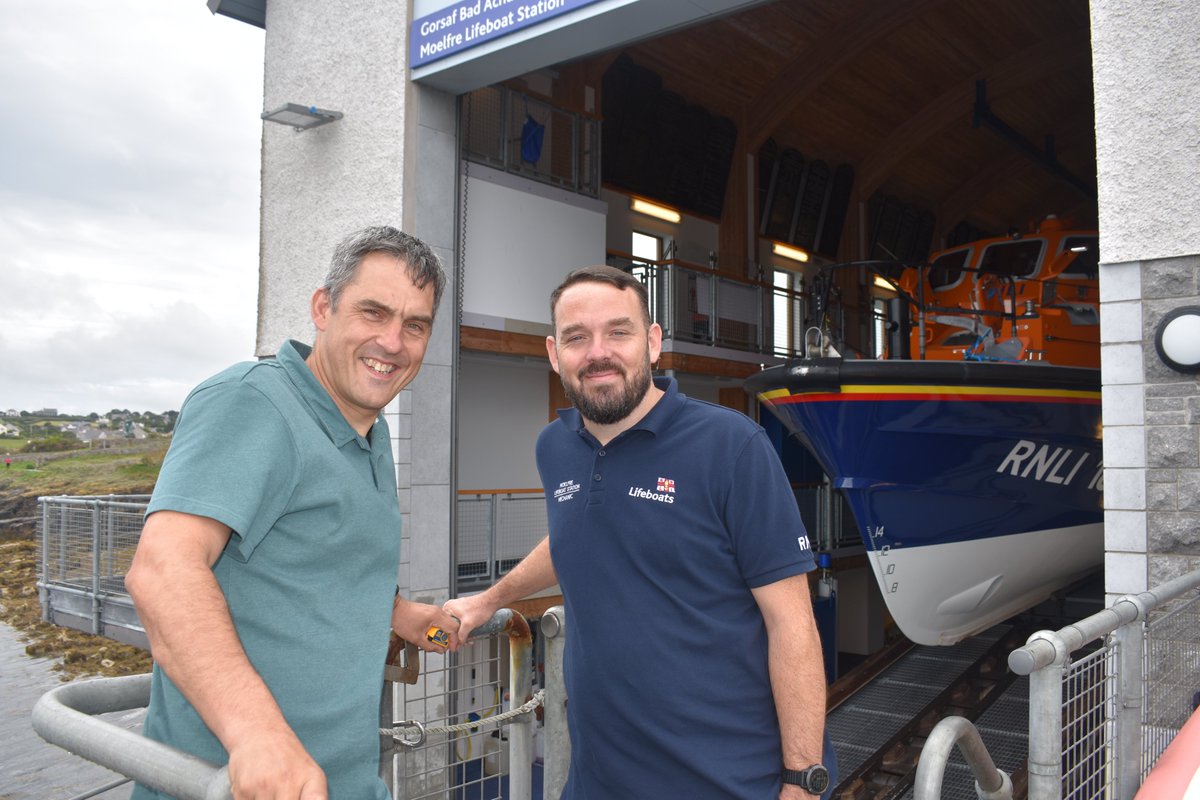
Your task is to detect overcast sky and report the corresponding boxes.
[0,2,265,415]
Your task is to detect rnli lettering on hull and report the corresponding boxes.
[996,439,1103,490]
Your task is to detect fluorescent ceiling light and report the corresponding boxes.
[873,275,896,290]
[630,198,681,224]
[772,242,809,263]
[261,103,343,132]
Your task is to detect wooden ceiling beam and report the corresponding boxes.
[856,31,1091,199]
[743,0,952,153]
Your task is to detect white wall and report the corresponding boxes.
[463,167,608,327]
[457,354,548,490]
[602,187,719,267]
[1091,0,1200,264]
[258,0,412,354]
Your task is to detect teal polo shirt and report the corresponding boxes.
[134,340,399,800]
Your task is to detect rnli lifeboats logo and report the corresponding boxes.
[554,479,581,503]
[629,476,676,504]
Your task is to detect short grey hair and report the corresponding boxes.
[322,226,446,314]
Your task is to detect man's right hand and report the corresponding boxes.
[227,732,328,799]
[441,594,499,650]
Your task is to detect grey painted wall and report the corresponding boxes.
[260,0,457,606]
[1092,0,1200,599]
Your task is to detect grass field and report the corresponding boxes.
[0,442,165,680]
[1,440,166,498]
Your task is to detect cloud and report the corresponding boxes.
[0,1,264,415]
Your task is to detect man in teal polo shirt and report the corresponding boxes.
[126,226,459,800]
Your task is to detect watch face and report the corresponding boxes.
[805,765,830,793]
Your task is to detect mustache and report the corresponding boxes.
[580,360,624,378]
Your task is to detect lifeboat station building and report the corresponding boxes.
[211,0,1200,637]
[201,0,1200,794]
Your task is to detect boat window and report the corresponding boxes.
[1060,236,1099,279]
[978,239,1045,278]
[927,249,970,290]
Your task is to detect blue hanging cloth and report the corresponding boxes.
[521,113,545,164]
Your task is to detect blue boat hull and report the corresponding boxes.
[747,358,1103,645]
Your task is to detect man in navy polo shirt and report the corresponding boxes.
[446,265,834,799]
[127,226,460,800]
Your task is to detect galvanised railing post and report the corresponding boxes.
[540,605,569,800]
[39,497,51,622]
[1024,630,1067,800]
[1114,600,1148,799]
[90,499,102,635]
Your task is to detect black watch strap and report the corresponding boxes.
[782,764,830,793]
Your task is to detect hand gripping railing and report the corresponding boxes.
[32,609,535,800]
[31,672,232,800]
[913,716,1012,800]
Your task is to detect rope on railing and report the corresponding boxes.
[381,689,545,748]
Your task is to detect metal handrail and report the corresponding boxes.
[31,673,232,800]
[913,716,1012,800]
[34,610,535,800]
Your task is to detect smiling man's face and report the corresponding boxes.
[307,251,436,435]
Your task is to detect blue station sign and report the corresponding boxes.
[411,0,605,68]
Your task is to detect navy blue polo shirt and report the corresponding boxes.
[537,377,817,799]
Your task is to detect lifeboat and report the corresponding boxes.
[747,217,1103,645]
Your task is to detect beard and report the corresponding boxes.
[561,356,653,425]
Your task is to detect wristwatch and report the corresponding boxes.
[782,764,830,794]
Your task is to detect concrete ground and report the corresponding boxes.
[0,622,139,800]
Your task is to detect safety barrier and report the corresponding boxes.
[37,492,546,627]
[33,609,563,800]
[455,490,548,590]
[37,494,151,647]
[916,567,1200,799]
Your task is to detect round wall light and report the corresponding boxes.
[1154,305,1200,373]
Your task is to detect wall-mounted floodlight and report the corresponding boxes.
[261,103,343,132]
[772,242,810,263]
[630,197,681,224]
[1154,305,1200,373]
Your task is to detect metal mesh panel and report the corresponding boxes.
[456,494,494,583]
[391,637,513,799]
[1142,594,1200,772]
[495,495,547,576]
[1061,643,1115,800]
[40,497,149,592]
[456,493,546,590]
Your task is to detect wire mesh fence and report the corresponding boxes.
[1060,644,1115,800]
[38,495,151,643]
[1142,592,1200,772]
[385,615,541,800]
[456,492,547,591]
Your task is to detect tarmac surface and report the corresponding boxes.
[0,622,139,800]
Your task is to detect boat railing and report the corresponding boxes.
[916,567,1200,799]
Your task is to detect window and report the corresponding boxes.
[873,297,887,359]
[773,270,804,356]
[631,231,661,265]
